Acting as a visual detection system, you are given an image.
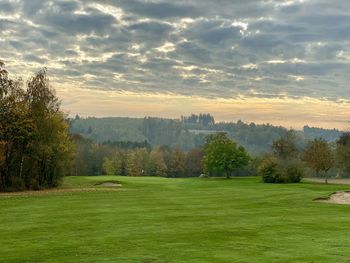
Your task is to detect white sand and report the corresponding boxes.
[317,191,350,205]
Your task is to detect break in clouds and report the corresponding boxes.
[1,0,350,103]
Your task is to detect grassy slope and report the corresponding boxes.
[1,176,350,262]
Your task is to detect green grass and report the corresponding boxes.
[1,176,350,262]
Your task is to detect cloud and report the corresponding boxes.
[0,0,350,128]
[116,0,199,19]
[0,0,15,13]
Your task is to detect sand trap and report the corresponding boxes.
[97,182,122,187]
[315,191,350,205]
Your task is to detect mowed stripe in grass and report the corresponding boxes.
[1,176,350,262]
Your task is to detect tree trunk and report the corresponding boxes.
[325,171,328,184]
[226,169,230,179]
[19,155,24,179]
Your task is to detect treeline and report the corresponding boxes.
[69,135,203,177]
[0,63,74,191]
[258,130,350,183]
[70,116,343,154]
[181,113,215,126]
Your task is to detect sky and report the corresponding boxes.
[0,0,349,129]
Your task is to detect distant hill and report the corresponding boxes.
[69,115,344,154]
[302,125,342,142]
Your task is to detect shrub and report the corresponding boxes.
[284,161,304,183]
[258,156,304,183]
[258,157,282,183]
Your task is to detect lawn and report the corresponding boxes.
[1,176,350,262]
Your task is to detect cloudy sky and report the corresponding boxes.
[1,0,349,129]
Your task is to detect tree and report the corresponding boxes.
[204,133,250,178]
[0,63,35,189]
[168,148,186,177]
[0,64,74,191]
[304,138,335,184]
[70,134,96,176]
[125,148,149,176]
[185,148,203,177]
[102,157,116,175]
[272,130,299,160]
[148,147,167,177]
[336,133,350,176]
[135,148,149,176]
[25,69,74,188]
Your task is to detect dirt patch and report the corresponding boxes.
[315,191,350,205]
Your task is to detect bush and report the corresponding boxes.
[258,157,304,183]
[258,157,281,183]
[284,162,304,183]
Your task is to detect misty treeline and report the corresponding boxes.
[70,116,342,154]
[0,63,74,191]
[180,113,215,126]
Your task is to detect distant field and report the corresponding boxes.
[1,176,350,262]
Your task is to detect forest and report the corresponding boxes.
[1,63,350,191]
[70,115,342,153]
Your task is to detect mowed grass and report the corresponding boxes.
[1,176,350,262]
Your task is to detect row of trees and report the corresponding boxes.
[181,113,215,126]
[259,130,350,183]
[68,125,350,183]
[0,63,74,191]
[70,131,253,179]
[69,134,204,177]
[102,147,203,177]
[303,133,350,183]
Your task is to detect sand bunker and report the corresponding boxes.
[97,182,122,187]
[315,191,350,205]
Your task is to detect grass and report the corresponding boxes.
[1,176,350,262]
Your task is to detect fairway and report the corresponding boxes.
[1,176,350,262]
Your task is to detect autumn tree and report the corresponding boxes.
[185,148,203,177]
[124,148,148,176]
[168,148,186,177]
[0,62,34,189]
[204,133,250,178]
[0,63,74,191]
[304,138,335,184]
[148,147,167,176]
[272,130,300,160]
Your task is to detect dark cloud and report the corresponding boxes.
[0,0,349,103]
[0,0,15,13]
[183,19,243,46]
[128,21,173,38]
[117,0,199,18]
